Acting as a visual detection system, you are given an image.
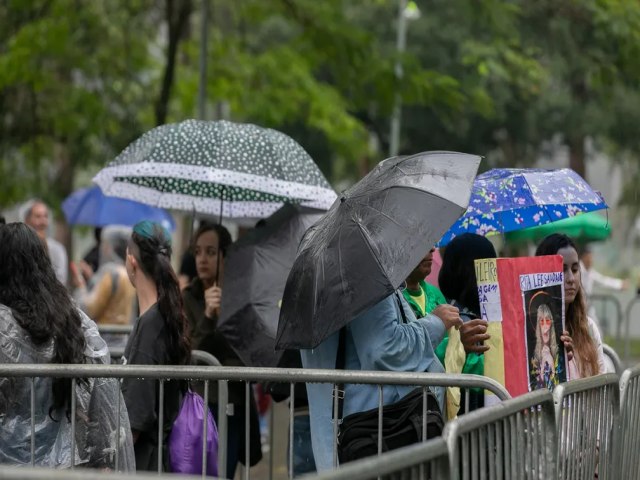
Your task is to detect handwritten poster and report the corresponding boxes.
[473,255,565,404]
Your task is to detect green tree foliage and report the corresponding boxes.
[1,0,640,212]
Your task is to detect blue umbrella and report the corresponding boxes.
[62,186,176,231]
[439,168,607,246]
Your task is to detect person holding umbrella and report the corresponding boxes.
[182,222,262,478]
[274,152,484,470]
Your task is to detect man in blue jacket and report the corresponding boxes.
[301,291,461,470]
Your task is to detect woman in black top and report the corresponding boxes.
[121,221,191,471]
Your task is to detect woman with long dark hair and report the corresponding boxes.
[438,233,498,414]
[182,222,262,478]
[536,233,605,378]
[0,222,134,469]
[121,221,191,471]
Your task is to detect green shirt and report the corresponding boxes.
[402,281,484,378]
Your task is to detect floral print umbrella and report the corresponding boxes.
[93,119,336,218]
[438,168,608,246]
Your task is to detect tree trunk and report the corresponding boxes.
[155,0,192,126]
[568,135,586,178]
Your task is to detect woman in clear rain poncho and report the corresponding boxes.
[0,222,135,470]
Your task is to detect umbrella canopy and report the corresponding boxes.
[506,211,611,245]
[93,119,336,218]
[438,168,608,246]
[275,151,481,350]
[62,186,176,230]
[218,204,324,367]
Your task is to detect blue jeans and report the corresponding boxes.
[289,415,316,476]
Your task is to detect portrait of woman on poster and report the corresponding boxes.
[531,303,560,390]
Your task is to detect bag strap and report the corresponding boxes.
[334,292,408,421]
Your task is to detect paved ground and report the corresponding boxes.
[235,401,290,480]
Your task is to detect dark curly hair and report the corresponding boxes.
[129,221,191,365]
[0,223,86,413]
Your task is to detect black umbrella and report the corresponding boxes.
[218,204,325,367]
[275,151,482,350]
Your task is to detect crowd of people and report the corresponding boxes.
[0,197,621,475]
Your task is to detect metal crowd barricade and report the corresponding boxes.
[617,365,640,480]
[108,347,229,477]
[443,389,556,479]
[98,324,134,335]
[589,293,623,340]
[0,468,218,480]
[553,373,620,480]
[602,343,623,375]
[300,437,449,480]
[0,364,510,479]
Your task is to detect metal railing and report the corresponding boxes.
[300,437,449,480]
[444,389,556,479]
[589,293,623,340]
[0,468,218,480]
[602,343,623,375]
[0,364,510,479]
[617,364,640,480]
[109,348,229,477]
[553,373,620,480]
[97,324,134,335]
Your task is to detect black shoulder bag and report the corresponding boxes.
[335,293,444,464]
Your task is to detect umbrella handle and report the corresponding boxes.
[215,186,225,285]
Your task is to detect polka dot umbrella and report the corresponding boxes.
[93,119,337,218]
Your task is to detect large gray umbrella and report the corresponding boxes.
[93,119,336,218]
[218,204,324,367]
[275,151,481,350]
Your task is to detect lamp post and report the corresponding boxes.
[389,0,420,157]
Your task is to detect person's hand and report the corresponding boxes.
[560,330,574,361]
[70,262,85,289]
[78,260,94,282]
[460,319,491,354]
[621,279,630,290]
[204,283,222,318]
[432,304,463,330]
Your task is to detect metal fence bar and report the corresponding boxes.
[444,389,556,480]
[618,365,640,480]
[602,344,622,375]
[30,377,35,467]
[202,379,209,478]
[289,383,295,479]
[589,293,623,340]
[158,379,165,473]
[624,295,640,364]
[0,365,511,399]
[553,373,620,480]
[245,381,250,480]
[98,324,134,335]
[0,468,221,480]
[298,437,450,480]
[218,380,229,479]
[70,378,76,470]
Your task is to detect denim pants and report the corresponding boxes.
[289,414,316,476]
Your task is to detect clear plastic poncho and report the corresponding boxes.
[0,305,135,470]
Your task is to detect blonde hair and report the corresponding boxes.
[535,303,557,361]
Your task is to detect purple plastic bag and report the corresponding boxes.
[168,390,218,476]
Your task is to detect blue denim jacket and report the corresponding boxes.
[301,291,446,471]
